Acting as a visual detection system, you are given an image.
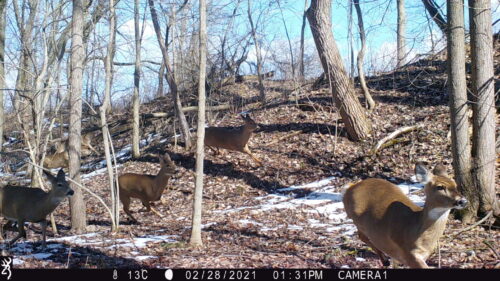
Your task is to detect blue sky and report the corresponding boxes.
[2,0,499,106]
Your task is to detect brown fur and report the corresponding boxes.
[343,164,466,268]
[44,133,98,169]
[0,169,73,248]
[118,153,176,222]
[204,114,261,165]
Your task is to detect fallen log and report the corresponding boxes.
[370,124,423,155]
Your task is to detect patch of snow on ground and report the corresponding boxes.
[212,177,426,236]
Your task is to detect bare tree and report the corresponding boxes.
[277,0,295,78]
[149,0,192,149]
[447,0,475,223]
[353,0,375,110]
[0,0,5,151]
[422,0,447,34]
[247,0,266,102]
[397,0,406,67]
[299,0,309,81]
[468,0,500,221]
[100,0,120,231]
[190,0,207,247]
[306,0,372,141]
[132,0,142,158]
[69,0,87,233]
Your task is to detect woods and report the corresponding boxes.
[0,0,498,271]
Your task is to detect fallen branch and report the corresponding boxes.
[448,210,493,238]
[141,104,232,119]
[265,131,302,146]
[370,124,423,155]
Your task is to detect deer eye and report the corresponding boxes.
[436,185,445,191]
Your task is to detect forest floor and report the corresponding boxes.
[1,50,499,269]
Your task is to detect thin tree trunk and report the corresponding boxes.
[190,0,207,247]
[101,0,119,231]
[69,0,87,233]
[306,0,372,141]
[148,0,192,149]
[0,0,5,151]
[157,63,165,97]
[247,0,266,102]
[422,0,447,34]
[396,0,406,68]
[447,0,475,223]
[299,0,308,81]
[353,0,376,110]
[277,0,295,79]
[468,0,500,220]
[132,0,141,158]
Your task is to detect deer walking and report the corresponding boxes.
[0,169,74,248]
[43,132,98,169]
[204,114,261,165]
[118,153,176,222]
[342,163,467,268]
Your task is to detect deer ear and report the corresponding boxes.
[163,153,172,163]
[415,163,432,184]
[57,169,66,180]
[432,165,447,177]
[43,170,57,184]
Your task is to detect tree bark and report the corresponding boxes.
[69,0,87,233]
[247,0,266,102]
[447,0,476,223]
[353,0,376,110]
[190,0,207,248]
[468,0,500,220]
[306,0,372,141]
[396,0,407,67]
[422,0,447,34]
[132,0,141,159]
[0,0,5,151]
[148,0,192,149]
[299,0,308,81]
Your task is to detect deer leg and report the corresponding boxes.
[140,201,164,218]
[358,231,390,267]
[40,220,47,249]
[9,220,26,247]
[403,254,429,269]
[243,145,262,166]
[120,195,138,223]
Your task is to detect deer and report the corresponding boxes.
[55,132,98,157]
[204,114,262,165]
[43,133,98,169]
[118,153,176,223]
[0,169,74,249]
[342,163,467,268]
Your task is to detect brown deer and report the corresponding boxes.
[204,114,261,165]
[55,132,98,157]
[43,133,98,169]
[0,169,74,248]
[342,163,467,268]
[118,153,176,222]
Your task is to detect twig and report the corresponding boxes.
[370,124,423,155]
[265,131,302,146]
[449,210,493,238]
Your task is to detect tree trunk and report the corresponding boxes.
[468,0,500,220]
[148,0,192,149]
[69,0,87,233]
[299,0,308,81]
[306,0,372,141]
[247,0,266,102]
[157,63,165,97]
[0,0,5,151]
[132,0,141,159]
[447,0,475,223]
[422,0,447,34]
[101,0,119,231]
[277,0,295,79]
[396,0,406,68]
[190,0,207,247]
[353,0,376,111]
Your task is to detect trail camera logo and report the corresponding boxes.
[0,257,12,280]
